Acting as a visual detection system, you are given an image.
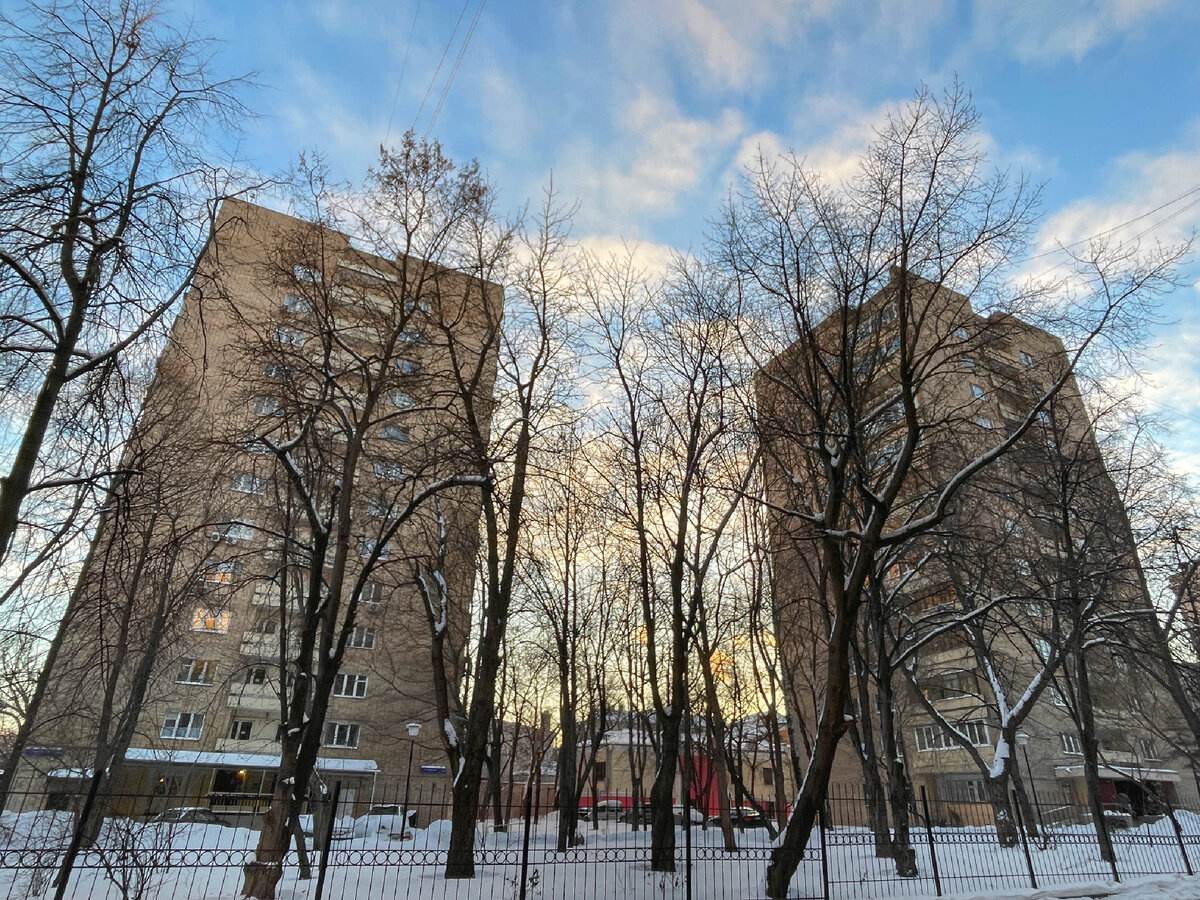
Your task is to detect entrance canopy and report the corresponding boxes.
[1054,765,1181,784]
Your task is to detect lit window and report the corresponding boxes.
[175,659,217,685]
[324,722,360,748]
[192,608,231,633]
[1060,733,1082,755]
[380,423,409,443]
[273,326,306,347]
[232,473,266,495]
[332,673,369,698]
[348,626,376,649]
[1020,351,1034,367]
[161,711,204,741]
[253,396,283,417]
[202,561,243,585]
[229,720,254,741]
[283,294,312,313]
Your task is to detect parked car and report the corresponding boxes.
[1102,802,1134,829]
[619,805,704,826]
[707,807,769,829]
[297,813,354,840]
[353,805,416,839]
[151,807,232,827]
[577,799,626,822]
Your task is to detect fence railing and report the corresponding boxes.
[0,779,1197,899]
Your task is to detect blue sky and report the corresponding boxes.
[190,0,1200,465]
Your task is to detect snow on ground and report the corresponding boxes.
[0,809,1198,899]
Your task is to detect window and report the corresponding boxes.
[273,326,306,347]
[404,298,432,316]
[253,396,283,417]
[283,293,312,313]
[1047,685,1067,707]
[348,626,376,649]
[229,720,254,741]
[243,433,273,455]
[763,767,775,786]
[880,303,896,324]
[955,326,970,340]
[397,329,427,346]
[970,384,986,400]
[915,725,949,752]
[387,389,415,409]
[394,359,421,377]
[1034,638,1052,662]
[1060,732,1082,755]
[976,416,994,430]
[263,363,294,380]
[1020,351,1034,367]
[366,496,391,518]
[176,659,217,685]
[1113,654,1130,674]
[293,265,321,283]
[161,712,204,741]
[915,720,989,751]
[253,618,279,635]
[1036,410,1051,426]
[358,537,390,560]
[361,581,384,610]
[1004,518,1024,537]
[593,760,606,782]
[202,560,243,584]
[232,473,266,495]
[963,720,990,747]
[380,423,409,443]
[1015,558,1032,576]
[962,355,976,370]
[245,666,268,685]
[332,673,368,698]
[324,722,360,748]
[213,519,255,544]
[373,460,406,482]
[1140,739,1161,760]
[1027,600,1045,617]
[926,670,978,701]
[192,608,231,633]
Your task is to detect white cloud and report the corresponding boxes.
[972,0,1175,63]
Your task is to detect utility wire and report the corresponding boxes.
[384,0,422,148]
[426,0,486,137]
[411,0,471,134]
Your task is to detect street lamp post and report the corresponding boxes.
[1016,732,1049,844]
[400,722,422,840]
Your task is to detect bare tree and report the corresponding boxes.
[0,0,248,576]
[724,85,1184,898]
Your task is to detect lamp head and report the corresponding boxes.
[1016,732,1030,746]
[406,721,422,739]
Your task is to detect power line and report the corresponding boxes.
[384,0,422,148]
[411,0,471,135]
[426,0,486,137]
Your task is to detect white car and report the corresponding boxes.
[352,805,416,839]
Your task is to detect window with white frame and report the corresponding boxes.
[273,326,306,347]
[324,722,360,748]
[1027,600,1045,617]
[915,725,950,752]
[976,416,994,430]
[232,473,266,495]
[404,298,432,316]
[380,423,409,443]
[192,607,231,633]
[962,720,990,746]
[202,560,242,584]
[1020,351,1034,367]
[1034,638,1052,662]
[361,581,384,609]
[386,389,415,409]
[243,433,272,455]
[397,329,427,346]
[357,537,390,560]
[253,396,283,417]
[373,460,405,482]
[332,673,368,698]
[1015,558,1032,576]
[283,293,312,313]
[1060,732,1082,755]
[962,355,976,370]
[214,519,255,544]
[161,711,204,740]
[1140,738,1161,760]
[1047,685,1067,707]
[955,326,970,340]
[228,720,254,741]
[394,359,421,376]
[348,626,376,649]
[970,384,986,400]
[293,265,322,283]
[175,659,218,684]
[262,362,294,380]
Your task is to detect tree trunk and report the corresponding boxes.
[556,707,579,851]
[1075,652,1115,863]
[875,672,918,877]
[650,709,682,872]
[985,775,1018,848]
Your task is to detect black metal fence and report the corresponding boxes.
[0,778,1197,899]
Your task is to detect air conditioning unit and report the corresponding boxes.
[211,531,223,542]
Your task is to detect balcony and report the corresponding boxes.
[227,683,280,715]
[214,738,279,755]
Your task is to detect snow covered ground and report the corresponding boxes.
[0,808,1198,899]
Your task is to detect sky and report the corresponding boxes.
[185,0,1200,466]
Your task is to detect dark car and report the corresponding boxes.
[707,807,768,829]
[620,805,703,826]
[151,807,232,827]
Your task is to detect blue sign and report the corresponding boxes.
[418,765,447,775]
